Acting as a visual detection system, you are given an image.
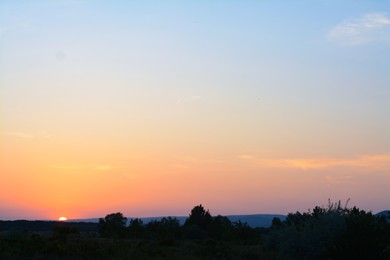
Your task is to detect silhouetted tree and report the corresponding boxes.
[145,217,181,240]
[183,204,213,239]
[127,218,144,238]
[98,212,127,238]
[184,204,212,229]
[210,215,234,240]
[271,217,282,229]
[332,207,390,259]
[232,220,259,243]
[266,200,390,259]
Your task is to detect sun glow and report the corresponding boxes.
[58,216,67,221]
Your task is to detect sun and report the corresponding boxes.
[58,216,67,221]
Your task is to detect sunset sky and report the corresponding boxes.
[1,0,389,220]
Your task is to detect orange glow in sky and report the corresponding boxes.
[1,1,389,220]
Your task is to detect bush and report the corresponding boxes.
[267,200,390,259]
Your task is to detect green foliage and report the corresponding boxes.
[210,215,234,240]
[332,207,390,259]
[271,217,282,229]
[182,205,261,242]
[145,217,181,241]
[184,204,213,230]
[52,223,80,242]
[0,234,268,259]
[233,220,260,244]
[98,212,127,238]
[53,223,80,236]
[183,204,214,239]
[267,200,390,259]
[2,202,388,259]
[183,223,208,240]
[127,218,145,238]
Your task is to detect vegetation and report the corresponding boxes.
[0,202,389,259]
[267,200,390,259]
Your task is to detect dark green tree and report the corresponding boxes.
[183,204,213,239]
[145,217,181,240]
[210,215,234,240]
[98,212,127,238]
[266,200,390,259]
[271,217,283,229]
[267,201,346,258]
[184,204,212,229]
[233,220,259,243]
[332,207,390,259]
[127,218,144,238]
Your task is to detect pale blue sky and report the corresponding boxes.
[2,0,389,152]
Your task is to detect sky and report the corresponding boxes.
[1,0,389,220]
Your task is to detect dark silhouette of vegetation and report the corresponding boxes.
[210,215,234,240]
[183,204,213,239]
[98,212,127,238]
[127,218,144,238]
[52,222,80,242]
[1,201,389,259]
[271,216,283,228]
[185,204,213,229]
[267,200,390,259]
[333,207,390,259]
[144,217,181,241]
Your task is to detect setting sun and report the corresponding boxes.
[0,0,389,222]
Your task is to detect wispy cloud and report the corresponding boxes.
[238,154,390,171]
[237,154,255,160]
[2,131,53,139]
[328,13,390,45]
[2,132,35,139]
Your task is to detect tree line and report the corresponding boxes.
[1,202,389,259]
[98,204,260,243]
[268,200,390,259]
[97,202,390,258]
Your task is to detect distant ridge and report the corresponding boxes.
[226,214,287,227]
[68,214,287,228]
[375,210,390,223]
[375,210,390,216]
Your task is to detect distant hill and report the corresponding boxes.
[375,210,390,223]
[376,210,390,216]
[69,214,287,228]
[226,214,287,227]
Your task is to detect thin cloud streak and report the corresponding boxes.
[239,154,390,171]
[328,13,390,45]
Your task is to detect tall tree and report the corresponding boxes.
[98,212,127,238]
[184,204,213,229]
